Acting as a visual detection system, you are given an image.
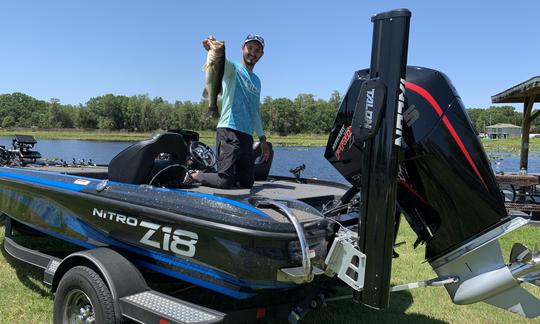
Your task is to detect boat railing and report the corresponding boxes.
[254,199,316,283]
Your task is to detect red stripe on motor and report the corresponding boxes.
[404,82,487,188]
[398,179,432,207]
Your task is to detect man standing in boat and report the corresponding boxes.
[190,34,270,188]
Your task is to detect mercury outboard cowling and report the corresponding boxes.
[398,67,507,260]
[326,66,507,262]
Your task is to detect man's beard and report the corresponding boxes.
[244,54,257,66]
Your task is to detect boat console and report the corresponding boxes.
[108,129,274,188]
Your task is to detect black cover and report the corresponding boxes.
[397,67,506,260]
[108,132,188,184]
[328,64,508,284]
[13,134,37,146]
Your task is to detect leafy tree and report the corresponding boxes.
[261,98,299,135]
[2,116,15,128]
[78,105,99,129]
[329,90,342,110]
[0,92,48,127]
[466,106,522,133]
[294,93,316,108]
[48,99,74,128]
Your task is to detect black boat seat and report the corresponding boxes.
[108,132,188,184]
[252,141,273,181]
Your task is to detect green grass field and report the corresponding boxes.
[1,220,539,323]
[0,129,329,146]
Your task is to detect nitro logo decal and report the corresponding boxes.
[395,79,406,146]
[92,208,198,257]
[93,208,139,226]
[364,88,375,129]
[335,126,353,160]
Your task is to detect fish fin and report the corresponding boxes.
[202,88,208,98]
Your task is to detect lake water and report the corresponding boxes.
[1,137,538,184]
[0,137,346,182]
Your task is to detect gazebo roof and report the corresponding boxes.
[491,76,540,103]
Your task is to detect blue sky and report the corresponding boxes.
[1,1,539,111]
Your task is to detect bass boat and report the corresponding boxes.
[1,9,539,323]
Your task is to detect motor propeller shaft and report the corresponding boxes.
[509,243,540,287]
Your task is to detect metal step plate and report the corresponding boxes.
[121,290,224,324]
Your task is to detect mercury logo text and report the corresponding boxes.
[395,79,406,146]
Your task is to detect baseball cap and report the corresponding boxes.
[244,34,265,49]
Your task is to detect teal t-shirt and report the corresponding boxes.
[217,59,264,137]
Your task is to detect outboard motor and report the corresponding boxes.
[326,64,540,317]
[397,66,506,260]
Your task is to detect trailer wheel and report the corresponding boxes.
[53,265,117,324]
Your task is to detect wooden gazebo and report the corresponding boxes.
[491,76,540,170]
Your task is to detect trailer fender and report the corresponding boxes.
[51,248,148,320]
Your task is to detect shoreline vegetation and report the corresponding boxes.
[0,129,539,151]
[0,129,332,146]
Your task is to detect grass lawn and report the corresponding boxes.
[1,220,539,323]
[481,138,540,152]
[0,129,330,146]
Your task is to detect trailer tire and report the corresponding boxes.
[53,265,118,324]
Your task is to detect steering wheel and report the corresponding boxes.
[189,141,216,169]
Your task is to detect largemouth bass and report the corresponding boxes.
[203,39,225,119]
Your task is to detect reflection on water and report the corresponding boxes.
[1,137,539,184]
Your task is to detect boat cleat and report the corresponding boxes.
[277,265,324,284]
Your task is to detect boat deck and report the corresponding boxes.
[189,178,347,200]
[27,165,347,200]
[26,165,349,222]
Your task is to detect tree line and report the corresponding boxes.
[0,92,537,135]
